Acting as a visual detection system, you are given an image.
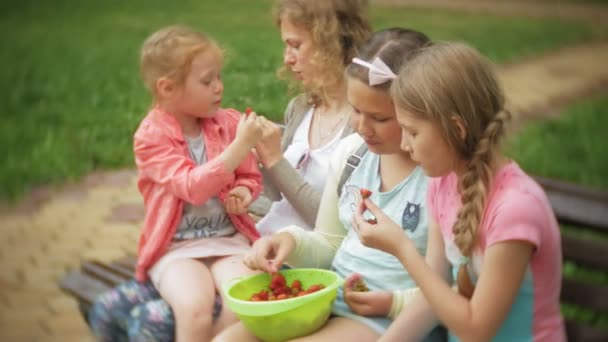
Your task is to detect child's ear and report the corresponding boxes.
[451,115,467,141]
[156,77,175,98]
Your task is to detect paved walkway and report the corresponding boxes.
[2,16,608,342]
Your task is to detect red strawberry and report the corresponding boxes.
[245,107,253,116]
[272,286,288,296]
[306,284,324,293]
[360,188,372,199]
[291,280,302,290]
[257,290,269,300]
[270,273,286,290]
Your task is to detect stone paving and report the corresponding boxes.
[2,3,608,342]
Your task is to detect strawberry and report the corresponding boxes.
[245,107,253,116]
[272,286,289,296]
[257,290,269,301]
[352,278,369,292]
[360,188,372,199]
[345,273,369,292]
[269,273,286,290]
[306,284,324,293]
[291,280,302,290]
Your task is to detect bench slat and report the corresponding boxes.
[108,261,136,279]
[82,261,131,286]
[562,278,608,314]
[59,271,113,305]
[562,234,608,270]
[114,255,137,269]
[535,176,608,233]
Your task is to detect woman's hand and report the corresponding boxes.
[243,232,296,273]
[255,116,283,168]
[352,198,409,257]
[225,186,252,215]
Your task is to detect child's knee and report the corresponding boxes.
[170,294,215,325]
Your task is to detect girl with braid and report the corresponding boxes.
[353,42,565,341]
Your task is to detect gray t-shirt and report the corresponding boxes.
[173,134,236,241]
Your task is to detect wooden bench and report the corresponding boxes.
[59,177,608,341]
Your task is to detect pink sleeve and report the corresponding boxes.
[484,191,543,249]
[221,109,263,199]
[134,123,234,205]
[426,178,440,223]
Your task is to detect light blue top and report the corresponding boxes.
[332,151,429,291]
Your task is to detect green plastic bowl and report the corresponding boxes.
[223,268,343,342]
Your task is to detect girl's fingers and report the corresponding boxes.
[352,211,368,233]
[348,291,373,306]
[225,198,232,213]
[244,251,262,271]
[255,243,273,273]
[227,196,240,214]
[363,198,382,216]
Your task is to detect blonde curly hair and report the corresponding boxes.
[391,42,511,257]
[140,25,223,95]
[273,0,372,106]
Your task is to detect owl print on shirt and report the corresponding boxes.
[402,202,421,233]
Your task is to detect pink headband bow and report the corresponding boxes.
[352,57,397,86]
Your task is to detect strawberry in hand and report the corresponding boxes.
[359,188,377,225]
[345,273,369,292]
[360,188,372,199]
[366,218,377,225]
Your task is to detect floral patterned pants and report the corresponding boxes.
[88,279,221,342]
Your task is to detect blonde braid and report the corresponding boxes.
[453,109,512,256]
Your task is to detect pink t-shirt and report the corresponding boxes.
[427,161,565,342]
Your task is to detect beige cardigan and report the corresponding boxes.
[260,94,355,226]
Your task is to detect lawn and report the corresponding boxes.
[508,95,608,191]
[0,0,599,200]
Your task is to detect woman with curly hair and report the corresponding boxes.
[255,0,372,235]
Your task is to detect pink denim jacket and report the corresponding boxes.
[133,107,262,281]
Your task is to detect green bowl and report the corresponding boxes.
[223,268,343,342]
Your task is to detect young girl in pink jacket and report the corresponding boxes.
[129,25,264,341]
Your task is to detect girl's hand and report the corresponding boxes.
[344,289,393,317]
[243,232,296,273]
[236,112,264,149]
[225,186,252,215]
[255,116,283,168]
[352,198,409,257]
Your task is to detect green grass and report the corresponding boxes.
[0,0,599,200]
[370,8,597,63]
[507,95,608,191]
